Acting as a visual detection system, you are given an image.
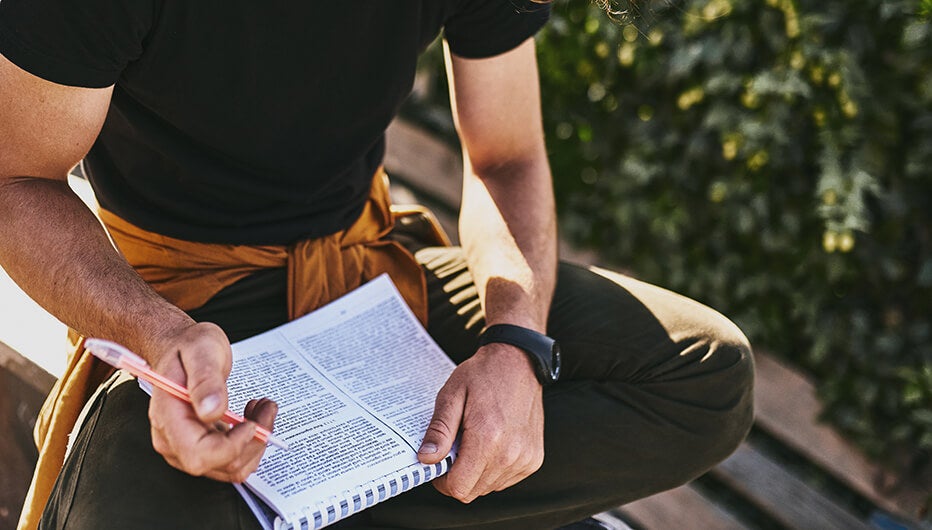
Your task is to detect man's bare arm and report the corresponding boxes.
[448,38,557,335]
[0,53,191,361]
[417,38,557,502]
[0,53,274,482]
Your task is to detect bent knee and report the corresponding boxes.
[665,312,755,465]
[691,324,755,468]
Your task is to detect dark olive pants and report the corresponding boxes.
[39,247,754,530]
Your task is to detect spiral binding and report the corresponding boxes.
[273,456,453,530]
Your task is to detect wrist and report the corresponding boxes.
[477,324,561,386]
[140,311,199,366]
[482,311,547,334]
[475,343,541,385]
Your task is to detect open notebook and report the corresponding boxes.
[219,274,457,529]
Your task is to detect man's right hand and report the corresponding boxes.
[147,322,278,483]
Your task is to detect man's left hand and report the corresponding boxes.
[417,342,545,503]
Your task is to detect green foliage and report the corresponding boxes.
[547,0,932,469]
[539,0,932,469]
[408,0,932,470]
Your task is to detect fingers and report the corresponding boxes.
[151,396,255,482]
[428,346,546,503]
[418,379,465,465]
[148,322,278,483]
[436,452,542,503]
[433,421,542,503]
[238,398,279,476]
[244,398,259,418]
[189,421,263,483]
[245,397,279,432]
[201,399,279,482]
[151,394,280,483]
[431,434,491,503]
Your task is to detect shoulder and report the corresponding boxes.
[0,0,158,87]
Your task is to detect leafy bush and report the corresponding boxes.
[407,0,932,471]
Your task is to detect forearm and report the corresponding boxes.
[0,177,193,362]
[459,155,557,332]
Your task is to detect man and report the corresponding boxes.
[0,1,754,529]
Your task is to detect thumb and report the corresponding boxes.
[180,330,232,423]
[418,382,464,464]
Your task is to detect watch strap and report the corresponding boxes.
[477,324,561,385]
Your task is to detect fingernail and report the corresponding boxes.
[418,442,438,454]
[198,394,220,415]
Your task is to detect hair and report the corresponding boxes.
[530,0,642,24]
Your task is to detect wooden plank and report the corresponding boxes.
[0,371,36,530]
[591,510,635,530]
[384,119,463,208]
[0,341,56,396]
[0,341,54,530]
[753,351,929,519]
[385,118,601,267]
[616,484,747,530]
[712,443,872,530]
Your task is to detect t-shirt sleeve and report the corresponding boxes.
[444,0,551,59]
[0,0,156,88]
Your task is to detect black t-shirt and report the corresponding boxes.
[0,1,549,244]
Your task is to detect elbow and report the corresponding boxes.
[465,151,549,184]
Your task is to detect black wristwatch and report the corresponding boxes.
[477,324,561,385]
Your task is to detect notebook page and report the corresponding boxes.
[227,275,455,524]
